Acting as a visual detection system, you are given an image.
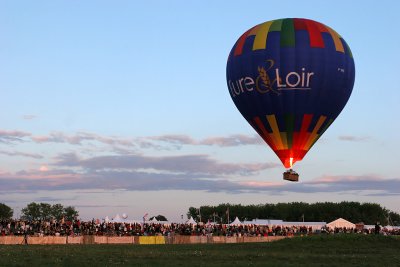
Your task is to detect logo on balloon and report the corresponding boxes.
[228,59,315,98]
[256,59,281,95]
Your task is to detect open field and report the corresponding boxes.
[1,234,400,267]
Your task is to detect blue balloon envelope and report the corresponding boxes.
[226,18,355,168]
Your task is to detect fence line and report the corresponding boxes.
[0,235,290,245]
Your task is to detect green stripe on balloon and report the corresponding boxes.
[281,19,295,47]
[269,19,283,32]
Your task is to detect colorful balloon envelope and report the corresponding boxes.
[226,18,355,168]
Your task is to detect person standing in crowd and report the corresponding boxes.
[375,222,381,234]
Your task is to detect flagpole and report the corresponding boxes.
[199,207,202,223]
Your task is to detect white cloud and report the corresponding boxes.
[0,150,43,159]
[22,115,37,120]
[338,135,370,142]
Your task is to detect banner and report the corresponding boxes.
[138,236,165,245]
[66,236,83,244]
[107,236,134,244]
[0,235,289,245]
[0,236,25,245]
[28,236,67,245]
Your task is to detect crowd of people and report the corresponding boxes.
[1,219,399,237]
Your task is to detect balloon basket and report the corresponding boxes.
[283,169,299,182]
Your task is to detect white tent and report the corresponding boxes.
[282,221,326,230]
[327,218,355,229]
[126,218,141,224]
[104,214,140,224]
[185,216,197,224]
[230,217,242,226]
[243,219,283,225]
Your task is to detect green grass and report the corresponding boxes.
[1,234,400,267]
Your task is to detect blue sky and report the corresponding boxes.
[1,0,399,222]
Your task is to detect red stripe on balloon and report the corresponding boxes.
[315,21,329,33]
[298,114,313,149]
[304,20,324,48]
[276,149,308,168]
[293,18,307,30]
[233,28,254,56]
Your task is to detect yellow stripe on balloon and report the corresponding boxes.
[252,21,274,51]
[326,26,344,53]
[266,115,284,150]
[303,115,327,150]
[280,132,288,149]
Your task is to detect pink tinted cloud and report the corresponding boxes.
[30,131,263,151]
[0,130,31,143]
[146,134,263,148]
[53,153,279,176]
[31,131,134,147]
[310,175,381,184]
[1,168,399,195]
[200,134,263,146]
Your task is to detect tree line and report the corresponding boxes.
[187,202,400,225]
[2,201,399,225]
[0,202,78,221]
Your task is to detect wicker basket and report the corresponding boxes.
[283,170,299,182]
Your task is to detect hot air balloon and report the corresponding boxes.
[226,18,355,181]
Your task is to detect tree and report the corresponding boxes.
[187,202,400,225]
[389,211,400,226]
[187,207,197,220]
[21,202,41,220]
[0,203,13,220]
[51,204,64,220]
[21,202,53,221]
[39,203,52,221]
[21,202,80,221]
[64,206,79,221]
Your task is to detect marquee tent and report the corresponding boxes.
[243,219,283,225]
[186,216,197,224]
[230,217,242,226]
[326,218,355,229]
[282,221,326,230]
[109,214,140,224]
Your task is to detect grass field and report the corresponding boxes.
[1,234,400,267]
